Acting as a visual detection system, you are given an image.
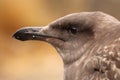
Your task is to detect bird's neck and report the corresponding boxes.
[63,54,89,80]
[61,41,96,80]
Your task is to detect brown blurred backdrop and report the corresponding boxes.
[0,0,120,80]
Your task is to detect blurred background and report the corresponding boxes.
[0,0,120,80]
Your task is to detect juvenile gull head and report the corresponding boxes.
[13,11,120,80]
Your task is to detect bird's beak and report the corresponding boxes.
[13,27,46,41]
[13,27,64,42]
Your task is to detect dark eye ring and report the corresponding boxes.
[67,27,77,34]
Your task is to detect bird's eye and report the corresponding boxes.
[67,27,77,34]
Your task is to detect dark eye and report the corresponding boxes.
[67,27,78,34]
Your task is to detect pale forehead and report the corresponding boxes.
[49,11,118,26]
[50,12,95,25]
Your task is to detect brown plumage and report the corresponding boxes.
[13,11,120,80]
